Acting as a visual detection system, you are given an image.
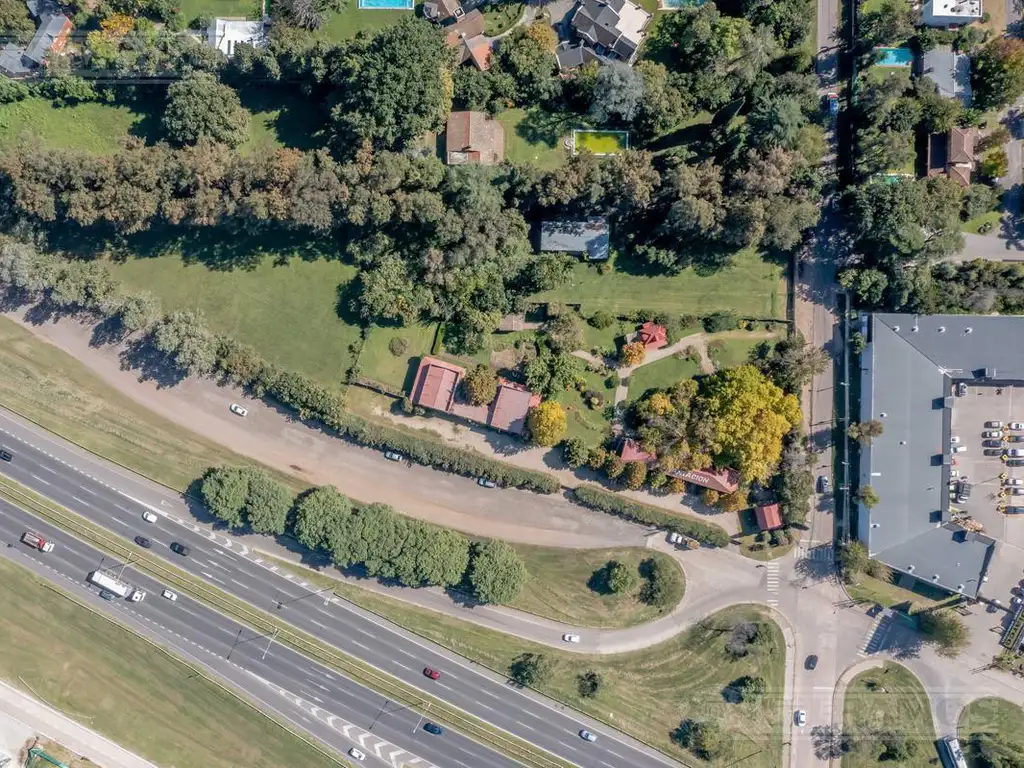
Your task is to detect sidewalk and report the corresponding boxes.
[0,679,158,768]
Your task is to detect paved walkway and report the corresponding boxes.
[0,678,159,768]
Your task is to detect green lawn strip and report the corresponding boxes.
[508,544,684,628]
[958,697,1024,759]
[0,317,306,494]
[251,555,785,767]
[962,210,1002,235]
[0,557,343,768]
[845,573,951,612]
[483,1,524,35]
[533,249,786,318]
[358,322,439,392]
[110,253,361,390]
[707,335,776,372]
[495,108,570,170]
[627,355,702,401]
[0,99,147,154]
[0,477,572,768]
[177,0,255,24]
[841,662,937,767]
[317,4,418,41]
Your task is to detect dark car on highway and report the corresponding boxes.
[0,449,12,462]
[134,535,152,549]
[99,590,116,601]
[423,723,443,735]
[170,542,190,556]
[805,654,818,670]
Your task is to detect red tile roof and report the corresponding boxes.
[620,438,655,463]
[411,357,465,412]
[638,321,668,350]
[755,503,783,531]
[489,380,541,435]
[668,467,740,494]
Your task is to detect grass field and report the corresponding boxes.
[707,335,776,372]
[845,572,949,611]
[0,317,306,493]
[111,252,360,389]
[962,209,1003,235]
[628,354,702,400]
[496,108,568,170]
[958,697,1024,759]
[263,565,786,767]
[177,0,255,23]
[359,322,439,391]
[573,129,629,155]
[533,250,787,318]
[27,738,98,768]
[0,557,335,768]
[551,368,618,443]
[317,2,417,40]
[509,544,685,628]
[841,662,937,767]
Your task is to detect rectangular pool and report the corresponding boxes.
[874,47,914,67]
[658,0,704,8]
[358,0,414,8]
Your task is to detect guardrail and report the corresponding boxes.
[0,476,575,768]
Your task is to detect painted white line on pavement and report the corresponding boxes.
[28,473,52,486]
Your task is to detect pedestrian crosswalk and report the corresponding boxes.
[857,611,891,657]
[796,542,835,562]
[765,563,780,608]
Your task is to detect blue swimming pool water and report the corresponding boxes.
[875,47,914,67]
[358,0,413,8]
[660,0,704,8]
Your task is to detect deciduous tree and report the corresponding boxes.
[244,471,293,534]
[508,652,552,687]
[527,400,567,446]
[151,309,219,377]
[463,364,499,405]
[919,609,969,657]
[590,61,646,124]
[293,485,352,551]
[620,340,646,366]
[469,540,527,604]
[163,71,250,148]
[972,38,1024,110]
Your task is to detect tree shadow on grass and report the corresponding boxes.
[587,563,614,595]
[515,108,578,150]
[236,86,328,151]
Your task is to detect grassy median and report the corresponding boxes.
[0,557,339,768]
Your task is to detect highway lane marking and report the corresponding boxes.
[71,495,96,509]
[514,721,535,732]
[76,485,99,497]
[28,473,52,487]
[229,578,251,590]
[207,559,229,571]
[108,517,128,527]
[310,619,328,630]
[201,571,225,585]
[469,698,494,712]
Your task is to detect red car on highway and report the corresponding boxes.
[423,667,441,680]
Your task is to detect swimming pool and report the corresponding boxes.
[875,47,914,67]
[358,0,414,8]
[658,0,704,9]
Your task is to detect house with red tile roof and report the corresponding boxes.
[491,380,542,435]
[637,321,668,351]
[411,357,464,412]
[619,438,655,463]
[755,503,783,531]
[667,467,740,494]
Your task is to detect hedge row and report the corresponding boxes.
[572,486,731,547]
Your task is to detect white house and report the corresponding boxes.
[207,17,266,58]
[922,0,982,27]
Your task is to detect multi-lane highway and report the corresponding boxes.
[0,409,680,768]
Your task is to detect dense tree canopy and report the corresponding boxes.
[469,540,528,604]
[162,71,250,148]
[973,38,1024,111]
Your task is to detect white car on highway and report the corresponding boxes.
[142,510,158,523]
[229,403,248,417]
[161,590,177,602]
[562,633,581,644]
[348,747,365,761]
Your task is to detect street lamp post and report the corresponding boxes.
[274,585,335,611]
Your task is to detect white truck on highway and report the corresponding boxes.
[20,531,54,553]
[87,570,145,602]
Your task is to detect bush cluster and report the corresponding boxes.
[201,468,528,602]
[572,486,731,547]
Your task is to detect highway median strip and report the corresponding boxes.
[0,476,576,768]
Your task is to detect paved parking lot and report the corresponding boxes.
[951,385,1024,602]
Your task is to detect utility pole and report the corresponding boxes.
[226,629,243,661]
[411,702,431,734]
[262,627,279,660]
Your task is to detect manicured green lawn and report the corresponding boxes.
[628,354,701,400]
[317,3,417,41]
[707,334,778,372]
[574,129,629,155]
[483,1,523,35]
[110,252,361,389]
[0,98,148,154]
[534,249,787,318]
[177,0,255,23]
[237,88,327,153]
[842,662,937,767]
[359,322,439,392]
[0,318,307,493]
[962,209,1003,235]
[552,368,617,443]
[845,573,949,612]
[495,108,569,170]
[0,557,336,768]
[958,697,1024,761]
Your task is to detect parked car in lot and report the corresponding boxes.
[563,633,581,643]
[423,723,443,736]
[953,445,968,453]
[579,730,597,743]
[383,450,403,461]
[818,476,830,493]
[805,654,818,670]
[1011,422,1024,431]
[1009,460,1024,467]
[1009,449,1024,457]
[795,710,807,727]
[1009,436,1024,443]
[1011,488,1024,496]
[988,421,1005,428]
[1007,478,1024,486]
[229,403,247,417]
[984,439,1003,448]
[477,477,497,488]
[983,431,1004,439]
[985,449,1004,456]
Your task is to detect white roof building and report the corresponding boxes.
[922,0,982,27]
[207,18,266,58]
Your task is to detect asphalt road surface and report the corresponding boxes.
[0,416,679,768]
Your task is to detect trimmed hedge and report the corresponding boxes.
[572,486,731,547]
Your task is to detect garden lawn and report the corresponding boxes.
[841,662,937,767]
[509,545,684,628]
[0,98,147,154]
[845,573,950,612]
[962,209,1002,235]
[0,557,336,768]
[552,369,617,443]
[483,1,524,35]
[706,333,780,372]
[533,249,786,318]
[958,698,1024,758]
[110,252,361,390]
[317,3,419,42]
[254,566,786,768]
[0,318,306,493]
[496,108,568,170]
[359,323,440,392]
[628,354,702,400]
[177,0,255,24]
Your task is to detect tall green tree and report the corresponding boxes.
[162,72,250,148]
[200,467,250,528]
[151,309,219,377]
[973,38,1024,110]
[244,472,293,534]
[293,486,352,551]
[469,540,527,604]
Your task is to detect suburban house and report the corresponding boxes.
[445,111,505,165]
[410,356,541,436]
[0,0,71,77]
[922,0,982,26]
[617,440,741,493]
[928,127,975,187]
[920,47,972,104]
[858,313,999,598]
[637,321,668,351]
[755,503,783,532]
[207,17,267,58]
[557,0,652,70]
[424,0,472,22]
[444,10,492,70]
[537,218,610,260]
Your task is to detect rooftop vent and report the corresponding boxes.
[932,574,941,582]
[938,326,947,333]
[880,412,888,418]
[907,564,915,573]
[957,584,965,592]
[965,327,973,334]
[871,523,880,528]
[893,325,900,332]
[900,441,906,445]
[912,324,919,332]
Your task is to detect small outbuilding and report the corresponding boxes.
[638,321,668,351]
[755,503,783,531]
[207,17,266,58]
[537,218,610,260]
[445,111,505,165]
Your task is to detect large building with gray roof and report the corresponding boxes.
[859,313,1002,597]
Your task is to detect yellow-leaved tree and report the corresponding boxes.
[527,400,567,446]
